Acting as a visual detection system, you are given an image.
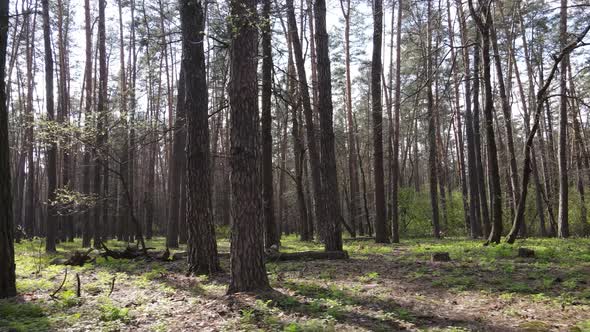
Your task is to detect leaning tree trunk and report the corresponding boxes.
[227,0,270,293]
[505,23,590,243]
[0,0,16,298]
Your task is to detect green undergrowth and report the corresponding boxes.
[6,235,590,331]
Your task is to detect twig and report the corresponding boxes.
[76,273,81,297]
[50,268,68,298]
[108,276,116,297]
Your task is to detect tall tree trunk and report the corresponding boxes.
[286,0,324,241]
[262,0,278,248]
[180,0,219,274]
[285,27,309,240]
[167,64,185,249]
[372,0,387,243]
[426,0,440,239]
[557,0,569,238]
[128,0,137,243]
[314,0,343,251]
[227,0,270,293]
[0,0,15,298]
[117,0,130,245]
[490,18,520,222]
[93,0,107,249]
[505,23,590,243]
[42,0,57,252]
[468,0,502,244]
[24,5,37,238]
[472,31,490,237]
[447,0,469,234]
[57,0,73,241]
[511,48,547,238]
[81,0,93,247]
[391,0,402,243]
[340,0,360,239]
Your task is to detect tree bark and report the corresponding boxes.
[42,0,57,252]
[557,0,569,238]
[0,0,16,298]
[166,63,185,249]
[371,0,387,243]
[286,0,324,242]
[426,0,440,239]
[180,0,220,275]
[447,0,469,235]
[314,0,343,251]
[262,0,279,248]
[340,0,360,239]
[81,0,93,248]
[227,0,270,293]
[505,23,590,243]
[391,0,402,243]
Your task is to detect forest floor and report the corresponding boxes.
[1,236,589,332]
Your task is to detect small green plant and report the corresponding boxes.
[358,271,380,282]
[58,289,81,308]
[239,308,256,325]
[99,302,130,322]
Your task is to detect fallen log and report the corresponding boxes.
[171,251,230,261]
[266,251,349,262]
[50,248,95,266]
[343,237,375,242]
[169,251,349,262]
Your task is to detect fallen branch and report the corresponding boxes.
[169,251,349,262]
[50,268,68,298]
[108,276,116,297]
[76,273,81,297]
[266,251,349,262]
[343,237,375,242]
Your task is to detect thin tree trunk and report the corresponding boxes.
[390,0,402,243]
[447,0,469,235]
[42,0,57,252]
[557,0,569,238]
[262,0,278,248]
[339,0,360,239]
[286,0,324,242]
[505,23,590,243]
[371,0,387,243]
[426,0,440,239]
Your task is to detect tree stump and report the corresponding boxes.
[518,248,535,258]
[431,252,451,262]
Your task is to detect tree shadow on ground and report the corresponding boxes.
[241,286,516,331]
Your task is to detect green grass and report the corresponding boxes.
[0,300,51,332]
[6,235,590,331]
